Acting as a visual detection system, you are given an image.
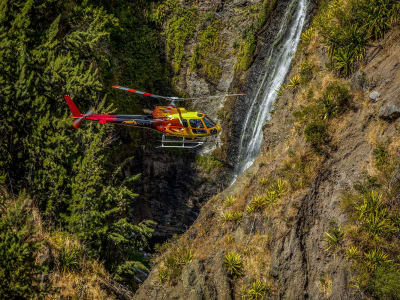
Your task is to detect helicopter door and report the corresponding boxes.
[189,119,207,135]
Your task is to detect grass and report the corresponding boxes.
[224,251,243,278]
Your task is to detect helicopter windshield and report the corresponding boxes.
[203,116,216,128]
[189,119,204,128]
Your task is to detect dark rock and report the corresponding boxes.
[378,103,400,121]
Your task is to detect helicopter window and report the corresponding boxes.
[203,116,216,128]
[192,129,207,134]
[182,119,188,127]
[189,119,204,128]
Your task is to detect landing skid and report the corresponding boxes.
[157,135,204,149]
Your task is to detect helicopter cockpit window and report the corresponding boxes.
[189,119,204,128]
[182,119,188,127]
[203,116,216,128]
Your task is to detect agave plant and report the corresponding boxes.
[243,279,270,299]
[346,246,360,260]
[224,195,236,207]
[333,48,355,76]
[355,191,384,220]
[288,75,302,90]
[224,251,243,277]
[364,248,391,271]
[324,226,344,252]
[221,211,243,223]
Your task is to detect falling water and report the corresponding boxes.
[232,0,307,183]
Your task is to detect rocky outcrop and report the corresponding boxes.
[379,102,400,120]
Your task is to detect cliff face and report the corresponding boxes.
[134,9,400,300]
[125,0,282,241]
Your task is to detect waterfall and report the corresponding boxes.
[232,0,307,183]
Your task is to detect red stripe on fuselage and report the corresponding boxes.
[143,93,152,97]
[86,114,118,121]
[128,89,137,93]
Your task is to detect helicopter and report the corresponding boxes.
[65,85,244,148]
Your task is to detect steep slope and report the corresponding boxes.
[135,12,400,300]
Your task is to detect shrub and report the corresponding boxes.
[369,264,400,299]
[224,251,243,277]
[304,121,329,152]
[346,246,360,260]
[196,155,224,172]
[321,81,351,118]
[276,84,286,97]
[315,0,399,76]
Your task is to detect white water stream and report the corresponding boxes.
[232,0,307,183]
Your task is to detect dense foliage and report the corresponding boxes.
[0,190,48,298]
[0,0,161,295]
[313,0,400,75]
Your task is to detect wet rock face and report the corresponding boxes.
[128,139,229,242]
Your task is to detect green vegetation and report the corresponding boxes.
[196,154,224,172]
[314,0,400,75]
[288,75,302,90]
[0,192,48,298]
[221,211,243,224]
[159,246,194,283]
[341,149,400,298]
[236,0,277,72]
[224,251,243,277]
[304,121,329,152]
[155,0,196,75]
[324,225,344,252]
[247,178,287,213]
[373,144,388,168]
[294,81,351,153]
[0,0,158,295]
[191,20,224,82]
[280,150,315,190]
[224,195,237,207]
[241,280,270,299]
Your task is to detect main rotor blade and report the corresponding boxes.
[112,85,178,101]
[113,85,245,102]
[180,93,246,100]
